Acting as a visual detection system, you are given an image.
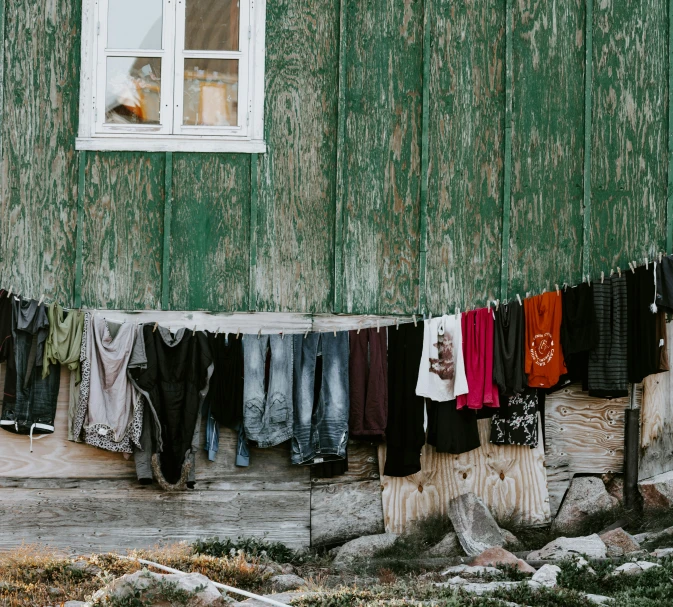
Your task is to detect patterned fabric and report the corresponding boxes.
[490,389,538,447]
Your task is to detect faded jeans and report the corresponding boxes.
[243,334,293,448]
[292,331,349,465]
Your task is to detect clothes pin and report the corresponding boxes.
[645,257,649,270]
[6,286,12,297]
[236,329,240,339]
[356,322,362,335]
[304,328,309,338]
[601,271,604,284]
[38,294,45,306]
[153,321,159,332]
[587,274,591,286]
[395,318,399,330]
[412,314,417,327]
[555,284,560,295]
[280,332,284,340]
[193,326,197,336]
[258,328,262,339]
[333,329,337,337]
[617,267,621,277]
[610,268,614,276]
[516,294,522,305]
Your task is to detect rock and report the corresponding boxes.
[268,574,307,592]
[611,561,661,576]
[652,547,673,558]
[470,546,536,574]
[332,532,399,565]
[637,525,673,547]
[639,470,673,510]
[440,564,502,578]
[231,591,318,607]
[423,532,463,557]
[92,570,226,606]
[553,477,619,534]
[602,473,624,504]
[435,580,536,595]
[531,564,561,588]
[567,555,595,574]
[63,603,87,607]
[527,534,607,560]
[66,560,102,577]
[599,527,641,557]
[501,529,519,548]
[585,594,612,605]
[279,564,295,575]
[447,492,505,557]
[47,587,64,596]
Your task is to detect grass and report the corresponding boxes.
[373,512,455,560]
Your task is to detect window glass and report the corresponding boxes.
[107,0,163,49]
[185,0,240,51]
[182,58,238,126]
[105,57,162,124]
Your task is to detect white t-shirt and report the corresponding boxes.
[416,314,468,402]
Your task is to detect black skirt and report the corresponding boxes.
[427,399,480,455]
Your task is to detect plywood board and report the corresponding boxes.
[379,417,550,533]
[640,322,673,480]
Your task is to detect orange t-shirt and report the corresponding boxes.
[524,292,567,388]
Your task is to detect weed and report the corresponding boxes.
[193,536,297,564]
[373,512,454,559]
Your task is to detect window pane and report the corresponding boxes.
[105,57,162,125]
[185,0,240,51]
[108,0,163,49]
[183,59,238,126]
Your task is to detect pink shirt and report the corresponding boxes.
[456,307,500,409]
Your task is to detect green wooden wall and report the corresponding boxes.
[0,0,670,315]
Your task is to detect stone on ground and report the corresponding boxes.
[269,574,307,592]
[639,470,673,510]
[552,477,619,534]
[634,525,673,546]
[471,546,535,574]
[447,492,506,557]
[531,564,561,588]
[441,564,502,577]
[599,527,641,557]
[91,570,226,606]
[611,561,661,576]
[232,591,318,607]
[63,603,87,607]
[501,529,519,547]
[652,547,673,558]
[423,531,462,557]
[527,534,607,560]
[435,580,536,595]
[332,532,398,566]
[584,594,612,605]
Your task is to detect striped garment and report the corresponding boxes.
[587,275,629,397]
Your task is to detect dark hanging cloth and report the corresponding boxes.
[384,323,426,477]
[656,310,670,372]
[492,301,527,396]
[129,325,213,486]
[560,283,598,390]
[627,264,662,383]
[426,399,480,455]
[0,291,15,405]
[656,255,673,312]
[490,389,539,448]
[588,276,628,398]
[204,332,243,428]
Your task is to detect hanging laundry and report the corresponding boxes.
[72,316,143,453]
[416,315,468,402]
[426,399,480,455]
[0,291,15,409]
[69,312,90,441]
[490,389,539,447]
[292,331,349,465]
[627,264,664,383]
[0,297,59,447]
[656,254,673,312]
[588,275,629,398]
[384,322,426,477]
[492,301,527,396]
[560,283,597,389]
[457,308,499,410]
[130,325,213,489]
[243,334,293,449]
[524,292,566,389]
[348,327,387,441]
[203,332,246,464]
[656,310,670,372]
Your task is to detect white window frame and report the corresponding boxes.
[76,0,266,153]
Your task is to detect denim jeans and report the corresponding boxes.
[242,334,293,448]
[292,331,349,465]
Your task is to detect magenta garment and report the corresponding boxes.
[456,307,500,410]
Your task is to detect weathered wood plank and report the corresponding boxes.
[0,487,310,551]
[311,480,384,547]
[508,0,585,294]
[590,0,668,272]
[310,441,379,485]
[380,418,550,532]
[426,0,505,313]
[640,321,673,480]
[169,154,250,312]
[0,0,80,302]
[341,0,423,314]
[0,366,309,489]
[81,153,164,309]
[255,0,338,313]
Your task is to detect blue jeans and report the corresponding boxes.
[292,332,349,465]
[242,334,293,448]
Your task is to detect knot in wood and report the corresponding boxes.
[418,484,423,493]
[499,471,505,481]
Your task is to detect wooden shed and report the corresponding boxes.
[0,0,672,551]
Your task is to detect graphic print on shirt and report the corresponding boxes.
[429,332,454,380]
[530,332,554,366]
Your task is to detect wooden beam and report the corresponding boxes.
[161,151,173,310]
[333,0,347,313]
[668,0,673,253]
[249,153,258,311]
[73,150,87,308]
[418,0,431,314]
[582,0,594,276]
[500,0,513,301]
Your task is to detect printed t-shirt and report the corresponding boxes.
[524,292,566,388]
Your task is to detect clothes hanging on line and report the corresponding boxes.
[490,389,539,448]
[524,292,566,389]
[416,315,468,402]
[457,307,499,410]
[560,282,597,389]
[426,399,480,455]
[349,327,387,441]
[492,301,527,396]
